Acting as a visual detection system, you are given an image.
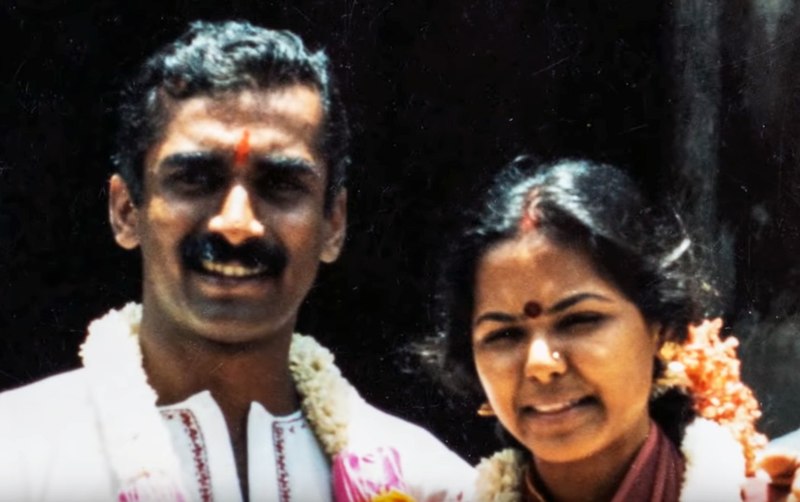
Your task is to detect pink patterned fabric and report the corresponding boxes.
[332,447,408,502]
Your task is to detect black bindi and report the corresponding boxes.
[523,301,542,318]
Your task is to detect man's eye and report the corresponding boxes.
[168,169,223,194]
[257,174,308,196]
[556,313,605,332]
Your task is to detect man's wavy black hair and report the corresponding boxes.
[434,155,715,444]
[112,20,350,211]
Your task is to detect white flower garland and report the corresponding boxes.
[473,419,745,502]
[79,303,355,499]
[475,448,525,502]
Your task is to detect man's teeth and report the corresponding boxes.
[201,259,267,277]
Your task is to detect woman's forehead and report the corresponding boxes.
[476,236,607,301]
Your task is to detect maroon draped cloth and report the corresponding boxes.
[523,422,684,502]
[610,422,684,502]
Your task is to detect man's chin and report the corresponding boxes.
[183,298,295,345]
[190,269,280,298]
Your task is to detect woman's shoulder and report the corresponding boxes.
[681,418,747,501]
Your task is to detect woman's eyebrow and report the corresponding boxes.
[473,293,613,327]
[473,312,518,328]
[546,292,613,314]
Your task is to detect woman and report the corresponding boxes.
[434,155,784,501]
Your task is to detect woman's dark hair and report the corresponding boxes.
[434,155,714,444]
[113,20,350,212]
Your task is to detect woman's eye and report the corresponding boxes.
[480,327,525,346]
[556,312,605,332]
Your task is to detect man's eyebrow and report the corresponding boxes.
[473,312,519,328]
[545,292,613,314]
[252,156,321,178]
[159,151,225,170]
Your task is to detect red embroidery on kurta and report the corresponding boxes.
[162,409,213,502]
[273,423,290,502]
[272,417,305,502]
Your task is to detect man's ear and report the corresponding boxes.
[320,188,347,263]
[108,174,140,250]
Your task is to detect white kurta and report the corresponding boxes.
[0,368,474,502]
[0,306,474,501]
[160,391,331,502]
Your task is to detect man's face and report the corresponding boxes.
[109,85,346,344]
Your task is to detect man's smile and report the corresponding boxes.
[200,258,270,278]
[181,233,288,281]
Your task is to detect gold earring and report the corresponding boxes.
[477,402,495,417]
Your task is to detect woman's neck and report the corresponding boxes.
[529,421,651,502]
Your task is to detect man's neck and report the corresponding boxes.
[137,313,301,502]
[138,320,300,416]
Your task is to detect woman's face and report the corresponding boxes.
[472,234,661,465]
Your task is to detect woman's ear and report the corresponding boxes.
[650,322,671,353]
[108,174,140,250]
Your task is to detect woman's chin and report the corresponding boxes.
[514,400,610,464]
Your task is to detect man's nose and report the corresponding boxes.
[524,337,567,384]
[208,184,265,246]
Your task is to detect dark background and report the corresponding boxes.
[2,0,800,463]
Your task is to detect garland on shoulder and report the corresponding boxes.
[80,303,412,502]
[289,334,414,501]
[475,448,525,502]
[80,303,187,502]
[474,419,745,502]
[655,318,767,475]
[288,333,353,457]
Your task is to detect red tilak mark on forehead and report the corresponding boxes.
[523,301,543,318]
[518,190,541,233]
[519,210,539,233]
[234,130,251,166]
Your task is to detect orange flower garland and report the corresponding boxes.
[658,318,767,475]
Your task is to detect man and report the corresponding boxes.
[0,20,473,501]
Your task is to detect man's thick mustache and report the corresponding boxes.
[181,234,288,276]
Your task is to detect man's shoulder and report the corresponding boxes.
[348,396,474,467]
[348,398,476,498]
[0,369,91,424]
[350,397,446,443]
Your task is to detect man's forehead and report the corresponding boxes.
[152,86,324,151]
[170,85,324,130]
[144,85,327,174]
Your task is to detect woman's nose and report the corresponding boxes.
[208,184,266,246]
[524,337,567,383]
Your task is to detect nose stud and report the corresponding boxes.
[551,351,561,361]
